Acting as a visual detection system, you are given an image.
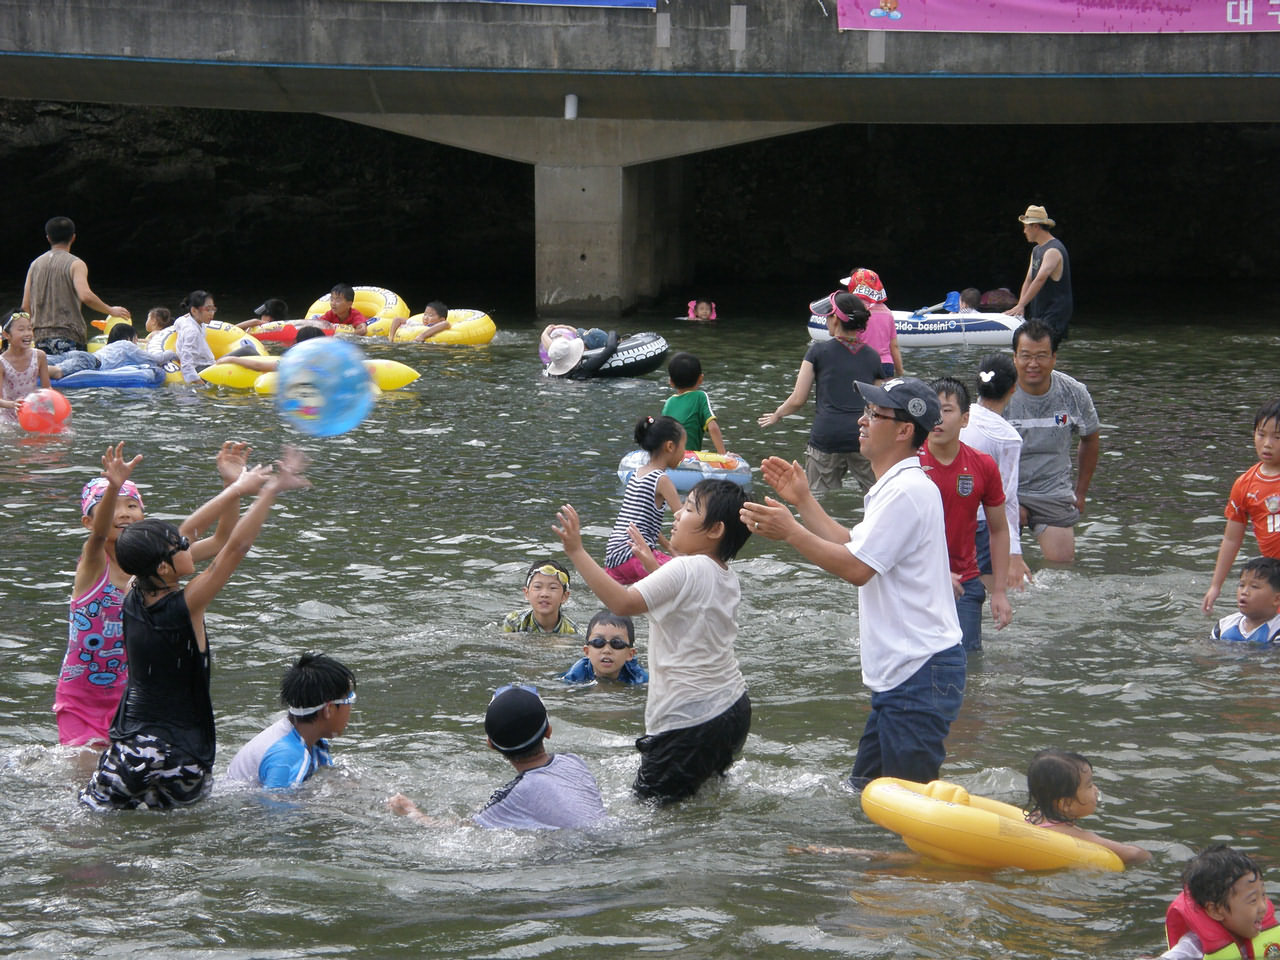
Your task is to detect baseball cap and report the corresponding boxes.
[485,685,549,754]
[855,377,942,432]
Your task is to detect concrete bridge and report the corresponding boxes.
[1,0,1277,316]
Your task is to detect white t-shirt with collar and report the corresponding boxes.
[845,455,963,691]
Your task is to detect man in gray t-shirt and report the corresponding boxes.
[1004,320,1100,564]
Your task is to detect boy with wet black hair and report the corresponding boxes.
[662,351,727,455]
[227,653,357,788]
[1159,845,1280,959]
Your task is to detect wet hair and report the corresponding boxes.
[1024,749,1091,825]
[686,479,751,563]
[586,610,635,647]
[107,323,137,344]
[294,325,327,344]
[424,300,449,320]
[960,287,981,309]
[524,558,570,590]
[975,353,1018,401]
[181,290,213,313]
[148,307,172,329]
[115,518,187,592]
[45,216,75,244]
[833,292,870,333]
[635,414,685,452]
[330,282,356,303]
[1,309,29,334]
[667,352,703,389]
[1254,397,1280,432]
[281,653,356,723]
[1183,845,1262,911]
[1012,319,1057,354]
[932,376,970,414]
[1241,556,1280,592]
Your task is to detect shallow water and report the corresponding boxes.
[1,301,1278,959]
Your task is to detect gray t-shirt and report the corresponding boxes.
[1004,370,1099,503]
[472,753,607,830]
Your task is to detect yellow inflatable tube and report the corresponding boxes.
[860,778,1124,871]
[162,321,268,385]
[305,286,410,324]
[246,359,417,395]
[365,308,496,345]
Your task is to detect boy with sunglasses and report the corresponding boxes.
[502,560,577,635]
[561,611,648,684]
[227,654,356,789]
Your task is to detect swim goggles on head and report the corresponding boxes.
[1,310,29,333]
[525,564,569,588]
[288,689,356,716]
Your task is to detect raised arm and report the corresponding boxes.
[185,441,252,562]
[741,494,877,587]
[758,456,852,544]
[74,443,142,596]
[184,448,309,617]
[552,504,649,616]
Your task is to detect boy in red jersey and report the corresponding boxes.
[1202,398,1280,615]
[919,377,1012,652]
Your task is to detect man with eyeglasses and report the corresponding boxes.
[743,377,965,791]
[22,215,131,355]
[1005,319,1100,565]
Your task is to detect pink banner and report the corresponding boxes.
[837,0,1280,33]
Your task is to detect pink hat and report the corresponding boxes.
[81,477,144,518]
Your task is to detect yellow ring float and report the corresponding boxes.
[366,308,496,346]
[305,286,410,327]
[859,777,1124,871]
[202,358,419,394]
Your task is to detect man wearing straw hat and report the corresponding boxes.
[1005,204,1073,345]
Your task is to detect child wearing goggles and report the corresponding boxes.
[561,611,648,684]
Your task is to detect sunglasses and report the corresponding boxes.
[587,637,632,650]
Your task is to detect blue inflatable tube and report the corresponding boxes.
[52,364,168,390]
[617,449,752,493]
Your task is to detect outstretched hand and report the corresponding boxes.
[231,463,274,497]
[760,456,809,505]
[552,504,584,554]
[739,495,801,542]
[215,441,252,484]
[268,445,310,493]
[100,441,142,488]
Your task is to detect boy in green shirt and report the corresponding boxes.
[661,352,726,455]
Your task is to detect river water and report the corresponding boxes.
[1,296,1277,959]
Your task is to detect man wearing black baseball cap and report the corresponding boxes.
[742,377,966,790]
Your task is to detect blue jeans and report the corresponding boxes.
[975,520,992,576]
[849,644,966,789]
[48,350,100,377]
[955,576,986,653]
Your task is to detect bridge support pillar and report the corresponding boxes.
[534,158,687,318]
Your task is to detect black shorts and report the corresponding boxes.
[633,692,751,805]
[80,733,212,811]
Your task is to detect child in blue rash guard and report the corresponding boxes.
[502,560,577,634]
[561,611,648,684]
[1209,557,1280,644]
[226,654,356,789]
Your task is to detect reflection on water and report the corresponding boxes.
[1,307,1278,959]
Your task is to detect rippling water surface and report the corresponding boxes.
[1,300,1278,959]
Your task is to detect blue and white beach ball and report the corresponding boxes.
[275,337,374,437]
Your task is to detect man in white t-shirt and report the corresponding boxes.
[743,377,965,789]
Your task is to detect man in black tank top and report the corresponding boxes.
[1006,205,1073,346]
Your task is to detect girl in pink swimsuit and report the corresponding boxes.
[0,310,51,422]
[54,440,253,746]
[1023,749,1151,866]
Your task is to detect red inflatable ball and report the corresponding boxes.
[17,388,72,434]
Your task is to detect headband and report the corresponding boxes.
[288,690,356,716]
[526,564,569,588]
[81,477,144,518]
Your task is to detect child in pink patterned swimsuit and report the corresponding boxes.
[54,440,252,747]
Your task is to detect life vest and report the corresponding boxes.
[1166,889,1280,959]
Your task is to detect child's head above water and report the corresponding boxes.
[1254,397,1280,469]
[1236,557,1280,624]
[114,517,189,591]
[484,684,549,761]
[146,307,172,333]
[1182,845,1269,942]
[282,652,356,737]
[1025,749,1098,825]
[583,610,636,680]
[80,476,145,538]
[960,287,981,310]
[523,560,571,625]
[674,479,752,564]
[635,415,686,463]
[975,352,1018,402]
[667,352,703,391]
[1,309,32,352]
